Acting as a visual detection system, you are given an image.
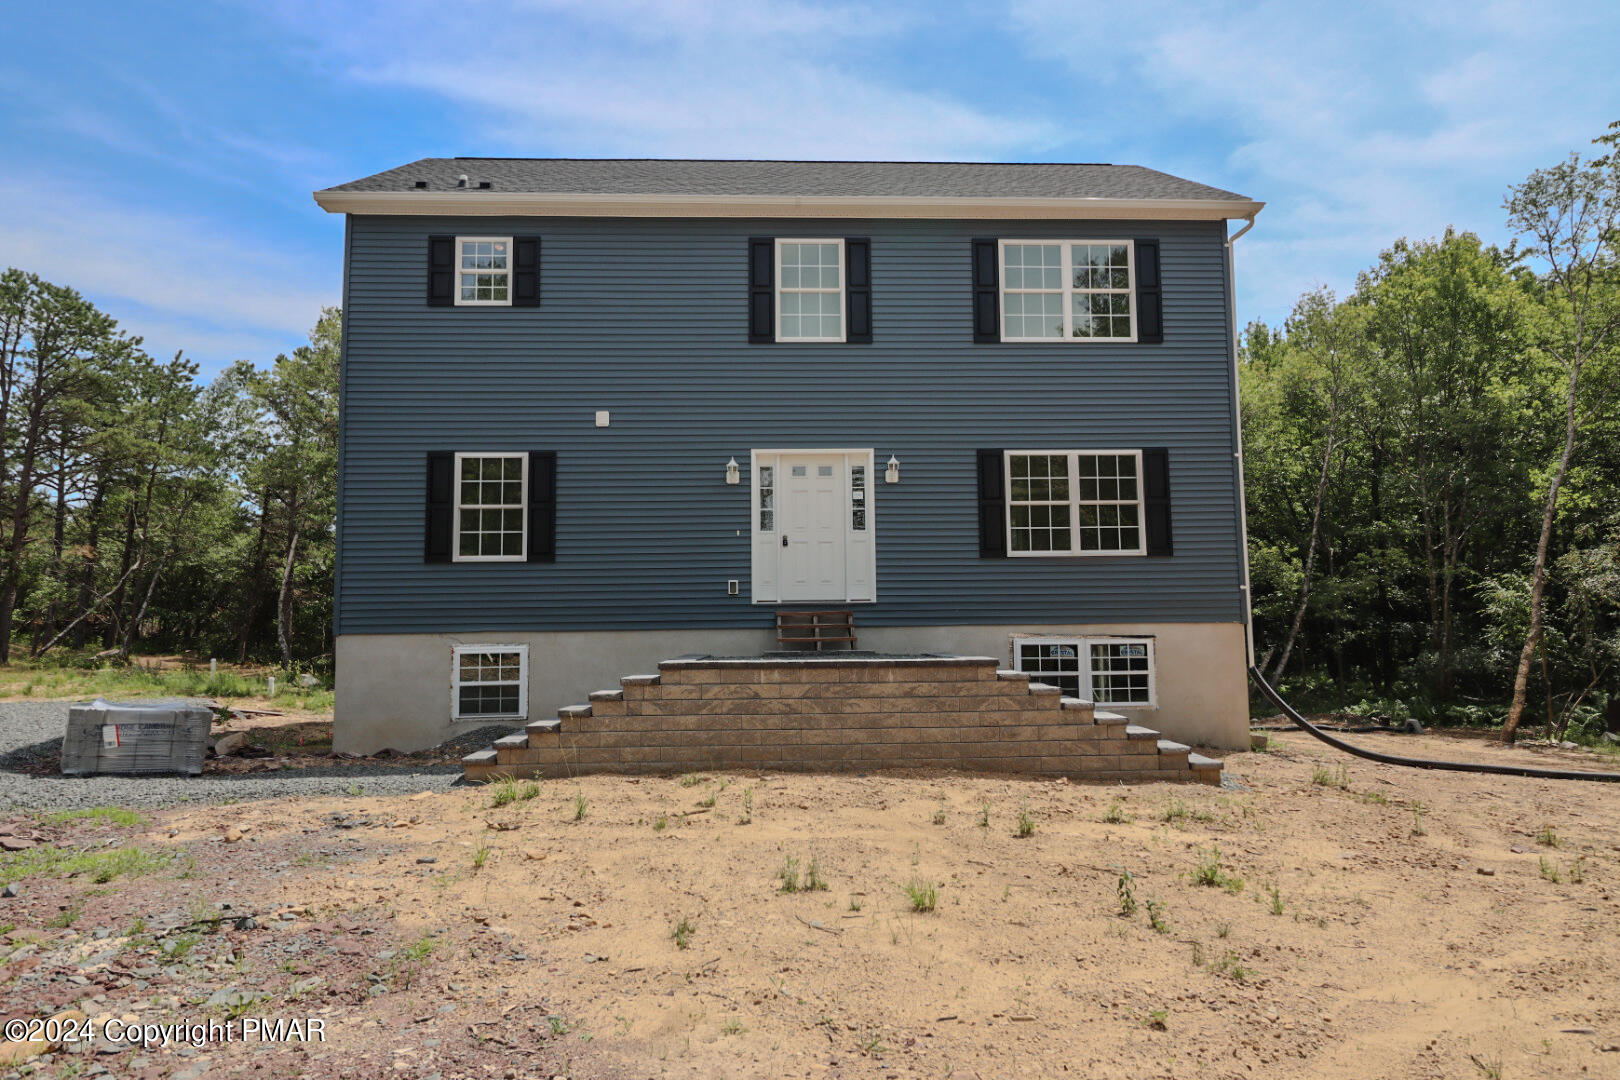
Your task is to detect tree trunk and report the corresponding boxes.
[237,489,271,663]
[105,505,137,648]
[0,403,46,664]
[33,456,70,653]
[71,481,106,650]
[276,507,299,671]
[1269,436,1336,681]
[1501,366,1581,744]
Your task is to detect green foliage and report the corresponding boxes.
[1014,805,1035,838]
[1242,132,1620,729]
[1116,870,1136,916]
[45,807,145,827]
[0,843,172,883]
[902,878,938,913]
[1189,847,1244,893]
[0,276,339,669]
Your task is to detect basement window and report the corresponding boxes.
[451,644,528,720]
[1014,636,1155,707]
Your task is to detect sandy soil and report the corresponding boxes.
[3,728,1620,1079]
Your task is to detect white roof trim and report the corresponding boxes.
[311,190,1264,221]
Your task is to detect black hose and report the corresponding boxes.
[1248,665,1620,784]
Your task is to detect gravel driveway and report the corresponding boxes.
[0,702,481,811]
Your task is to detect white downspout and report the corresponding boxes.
[1225,214,1258,666]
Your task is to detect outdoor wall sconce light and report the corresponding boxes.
[725,458,741,485]
[885,455,901,484]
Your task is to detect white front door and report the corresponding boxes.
[779,455,846,601]
[750,449,875,603]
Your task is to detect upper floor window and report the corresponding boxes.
[1006,450,1144,555]
[457,237,511,306]
[777,239,845,342]
[455,453,527,560]
[1000,240,1135,342]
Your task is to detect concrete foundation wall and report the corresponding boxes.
[333,621,1249,755]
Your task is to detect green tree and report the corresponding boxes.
[1500,139,1620,743]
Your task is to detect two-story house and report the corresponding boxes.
[313,159,1262,771]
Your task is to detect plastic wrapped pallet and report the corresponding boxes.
[60,699,213,777]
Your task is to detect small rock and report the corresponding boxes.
[2,883,18,898]
[212,732,247,757]
[1476,867,1495,876]
[416,857,437,865]
[222,828,243,844]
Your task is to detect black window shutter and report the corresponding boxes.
[427,236,455,307]
[976,449,1007,558]
[748,238,774,343]
[972,239,1000,343]
[527,451,557,563]
[1143,447,1173,556]
[425,452,454,561]
[1135,239,1163,344]
[512,236,541,307]
[845,237,872,343]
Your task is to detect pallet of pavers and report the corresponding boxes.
[60,699,214,777]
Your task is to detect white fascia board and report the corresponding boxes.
[312,190,1265,221]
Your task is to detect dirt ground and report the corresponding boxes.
[3,728,1620,1079]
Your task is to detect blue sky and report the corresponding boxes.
[4,0,1617,374]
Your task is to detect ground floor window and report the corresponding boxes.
[1013,636,1155,707]
[451,644,528,720]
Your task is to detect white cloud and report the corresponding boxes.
[269,0,1050,160]
[0,179,334,369]
[1010,0,1619,324]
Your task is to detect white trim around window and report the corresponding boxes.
[999,239,1136,342]
[1013,636,1157,709]
[453,452,528,562]
[454,236,513,306]
[1005,449,1146,557]
[776,239,846,342]
[451,644,529,721]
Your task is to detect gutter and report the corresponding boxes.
[1225,213,1258,665]
[311,189,1266,222]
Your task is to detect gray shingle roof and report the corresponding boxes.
[320,158,1251,202]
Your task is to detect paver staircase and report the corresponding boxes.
[462,654,1221,785]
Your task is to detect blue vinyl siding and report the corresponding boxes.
[336,216,1244,634]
